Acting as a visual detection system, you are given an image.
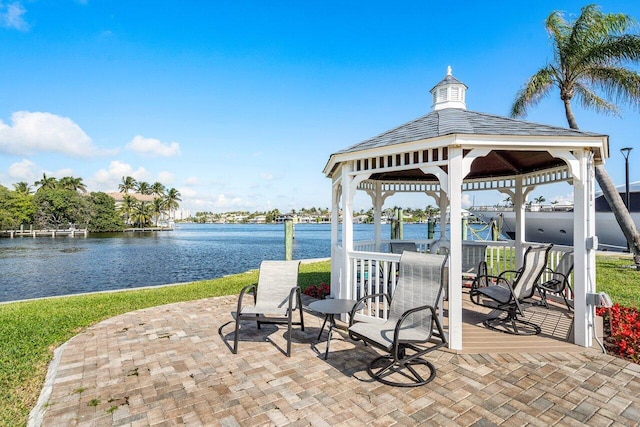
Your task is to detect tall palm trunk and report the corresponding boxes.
[566,102,640,265]
[595,165,640,266]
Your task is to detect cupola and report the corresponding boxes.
[430,66,467,111]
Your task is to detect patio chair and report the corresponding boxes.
[218,260,304,357]
[348,251,448,387]
[390,241,418,254]
[538,251,574,311]
[469,244,552,335]
[461,243,488,285]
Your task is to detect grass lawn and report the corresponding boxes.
[0,255,637,426]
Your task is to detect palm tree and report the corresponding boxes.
[511,4,640,261]
[151,197,167,227]
[34,173,57,191]
[164,188,181,220]
[59,176,87,193]
[13,182,32,195]
[534,196,546,205]
[136,181,151,195]
[130,201,153,228]
[118,176,137,194]
[150,182,166,198]
[117,194,136,226]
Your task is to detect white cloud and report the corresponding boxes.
[0,2,29,31]
[8,159,36,181]
[92,160,149,191]
[461,193,473,209]
[260,172,274,180]
[0,111,102,156]
[157,171,174,184]
[179,187,197,198]
[125,135,181,157]
[50,168,74,178]
[185,176,199,186]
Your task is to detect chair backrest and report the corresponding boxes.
[390,241,418,254]
[461,243,487,274]
[514,244,553,299]
[389,251,447,331]
[255,260,301,309]
[555,251,574,279]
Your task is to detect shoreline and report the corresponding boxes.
[0,257,331,306]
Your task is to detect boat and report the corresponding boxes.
[470,181,640,251]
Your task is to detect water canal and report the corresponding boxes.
[0,222,491,302]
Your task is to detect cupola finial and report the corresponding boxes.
[447,65,452,76]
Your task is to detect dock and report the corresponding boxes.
[1,228,88,238]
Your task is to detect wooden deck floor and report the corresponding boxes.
[449,290,589,354]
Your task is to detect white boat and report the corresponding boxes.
[470,181,640,251]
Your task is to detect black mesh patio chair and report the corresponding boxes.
[390,241,418,254]
[461,243,488,285]
[218,260,304,357]
[348,251,448,387]
[538,251,574,311]
[469,244,552,335]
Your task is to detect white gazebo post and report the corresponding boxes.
[511,180,534,267]
[572,149,597,347]
[330,173,342,296]
[367,182,394,252]
[447,146,464,350]
[339,163,354,300]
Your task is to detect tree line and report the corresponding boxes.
[0,174,181,232]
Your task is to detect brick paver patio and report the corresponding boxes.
[31,295,640,426]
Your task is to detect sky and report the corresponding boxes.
[1,1,640,214]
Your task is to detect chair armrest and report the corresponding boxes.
[392,304,443,353]
[237,283,257,314]
[349,292,391,327]
[471,274,502,289]
[538,272,569,293]
[287,286,301,312]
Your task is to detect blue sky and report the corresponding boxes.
[1,1,639,214]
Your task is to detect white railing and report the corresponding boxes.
[353,239,435,254]
[346,240,574,322]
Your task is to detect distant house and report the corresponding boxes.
[107,192,157,204]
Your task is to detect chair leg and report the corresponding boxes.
[286,315,292,357]
[366,350,437,387]
[483,311,541,335]
[233,318,240,354]
[298,293,305,331]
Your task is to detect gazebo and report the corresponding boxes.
[323,68,608,351]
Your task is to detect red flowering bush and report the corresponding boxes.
[597,303,640,363]
[303,282,331,299]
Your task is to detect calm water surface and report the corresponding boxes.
[0,222,475,302]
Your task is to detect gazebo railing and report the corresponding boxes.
[347,241,574,322]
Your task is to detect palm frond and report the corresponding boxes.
[586,34,640,65]
[573,83,619,115]
[510,67,555,118]
[586,66,640,109]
